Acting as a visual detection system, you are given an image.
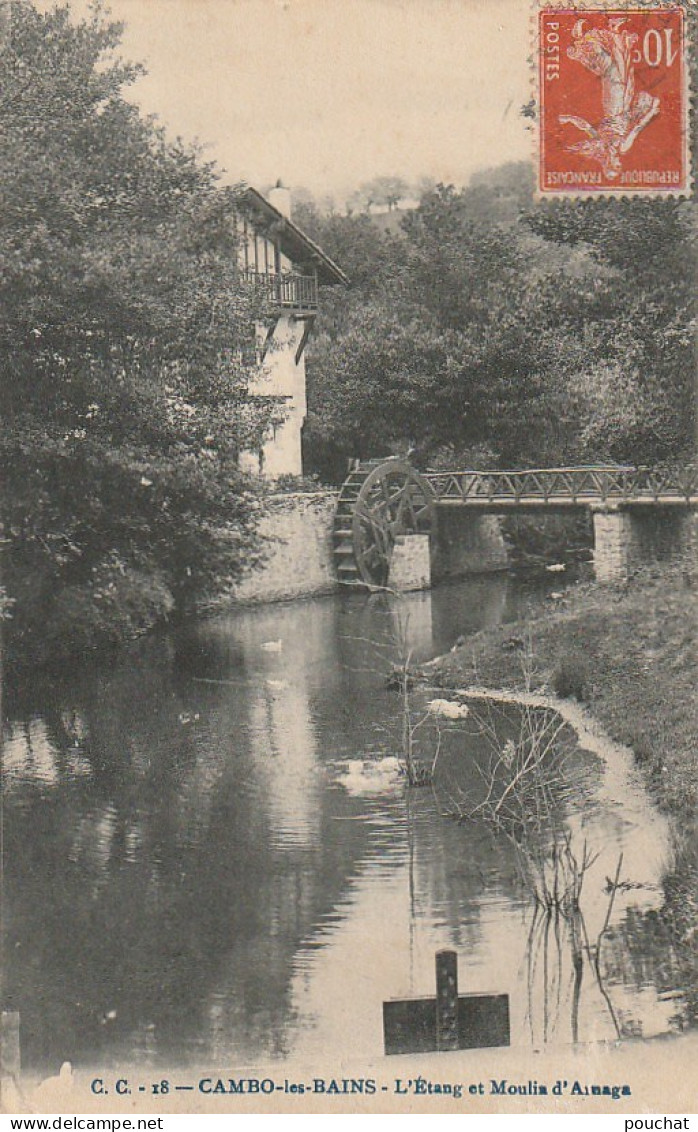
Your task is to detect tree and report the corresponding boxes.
[306,304,474,464]
[347,175,409,214]
[525,198,697,462]
[305,175,604,471]
[0,1,275,665]
[304,165,696,475]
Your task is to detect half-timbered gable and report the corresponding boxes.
[236,187,347,478]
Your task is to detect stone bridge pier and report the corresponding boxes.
[331,461,697,591]
[592,506,697,582]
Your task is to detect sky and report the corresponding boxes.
[65,0,533,202]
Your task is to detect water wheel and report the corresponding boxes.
[333,458,436,587]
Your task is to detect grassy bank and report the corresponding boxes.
[428,558,697,820]
[426,557,698,1026]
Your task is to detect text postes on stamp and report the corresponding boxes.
[538,6,688,195]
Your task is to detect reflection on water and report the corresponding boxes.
[1,575,689,1072]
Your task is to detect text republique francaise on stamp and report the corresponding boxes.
[538,6,689,195]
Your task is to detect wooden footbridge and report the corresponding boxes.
[333,458,698,586]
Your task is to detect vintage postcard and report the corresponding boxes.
[1,0,696,1120]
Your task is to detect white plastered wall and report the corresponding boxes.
[240,314,308,478]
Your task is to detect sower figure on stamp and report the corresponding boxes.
[560,17,660,179]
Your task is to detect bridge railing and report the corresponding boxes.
[425,465,698,505]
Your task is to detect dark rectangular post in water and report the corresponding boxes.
[1,1012,21,1078]
[435,949,459,1051]
[383,952,510,1055]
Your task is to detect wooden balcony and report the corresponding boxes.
[244,270,318,311]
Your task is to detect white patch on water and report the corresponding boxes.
[331,756,404,796]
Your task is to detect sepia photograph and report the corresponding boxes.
[1,0,696,1117]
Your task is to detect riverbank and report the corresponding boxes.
[424,557,698,1029]
[426,558,697,821]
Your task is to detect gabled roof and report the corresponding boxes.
[240,187,348,287]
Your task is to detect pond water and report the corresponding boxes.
[1,574,689,1073]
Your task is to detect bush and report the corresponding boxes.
[626,729,656,768]
[272,472,325,494]
[18,559,175,667]
[551,652,592,702]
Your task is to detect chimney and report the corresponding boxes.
[268,180,291,219]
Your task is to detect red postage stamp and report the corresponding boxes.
[538,6,689,195]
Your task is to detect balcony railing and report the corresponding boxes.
[244,270,318,311]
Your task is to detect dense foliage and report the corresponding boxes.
[1,1,274,664]
[300,165,696,480]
